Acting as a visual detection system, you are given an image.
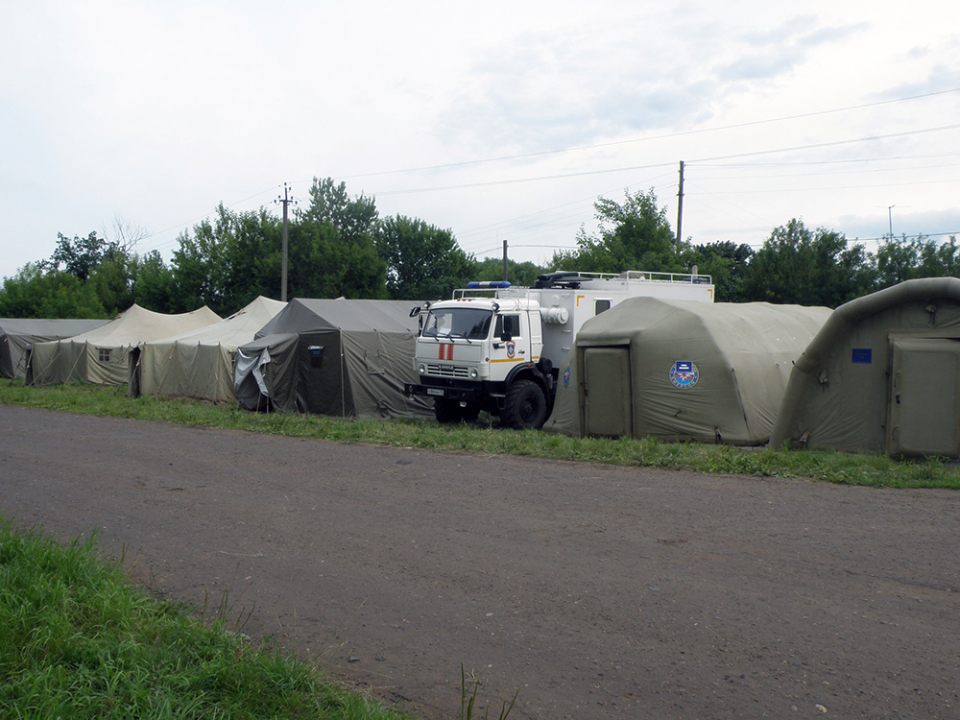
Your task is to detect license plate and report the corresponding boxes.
[427,388,444,397]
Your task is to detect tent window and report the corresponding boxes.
[98,348,111,363]
[595,299,611,315]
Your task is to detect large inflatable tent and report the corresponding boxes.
[771,277,960,457]
[131,296,286,402]
[28,304,221,386]
[1,318,109,379]
[234,298,432,419]
[544,298,831,445]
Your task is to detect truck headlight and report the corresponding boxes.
[469,368,478,379]
[418,364,426,375]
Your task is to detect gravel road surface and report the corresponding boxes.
[1,406,958,719]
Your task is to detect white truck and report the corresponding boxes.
[404,270,715,429]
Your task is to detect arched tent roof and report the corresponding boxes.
[544,298,831,445]
[771,277,960,456]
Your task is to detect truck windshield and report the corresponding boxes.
[422,307,492,340]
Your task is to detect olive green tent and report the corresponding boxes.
[771,277,960,457]
[28,304,221,386]
[131,296,286,402]
[0,318,108,379]
[234,298,432,419]
[544,298,831,445]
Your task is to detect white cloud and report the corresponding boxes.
[2,0,960,288]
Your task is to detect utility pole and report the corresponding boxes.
[676,161,685,244]
[278,183,292,302]
[888,204,895,238]
[502,240,509,283]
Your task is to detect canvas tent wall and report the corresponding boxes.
[544,298,832,445]
[28,304,221,386]
[131,296,285,402]
[0,318,109,379]
[234,298,432,419]
[771,277,960,457]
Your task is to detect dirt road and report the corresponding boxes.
[1,406,958,719]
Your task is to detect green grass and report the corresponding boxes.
[0,519,408,720]
[2,379,958,489]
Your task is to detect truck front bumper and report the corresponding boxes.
[404,382,482,402]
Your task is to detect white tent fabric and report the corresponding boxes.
[28,304,221,386]
[134,296,286,402]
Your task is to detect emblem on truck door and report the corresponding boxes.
[506,341,516,359]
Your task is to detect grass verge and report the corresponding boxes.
[0,518,409,720]
[1,380,958,490]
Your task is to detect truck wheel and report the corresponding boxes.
[433,398,462,424]
[502,380,547,430]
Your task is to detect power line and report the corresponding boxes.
[371,122,960,198]
[340,87,960,180]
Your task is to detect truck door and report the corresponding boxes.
[491,313,529,374]
[583,346,632,437]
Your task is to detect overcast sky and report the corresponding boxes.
[3,0,959,283]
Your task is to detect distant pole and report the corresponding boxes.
[676,161,685,244]
[888,204,895,238]
[280,183,291,302]
[503,240,509,283]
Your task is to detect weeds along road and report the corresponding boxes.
[2,405,959,720]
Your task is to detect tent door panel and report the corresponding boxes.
[886,338,960,457]
[583,347,632,437]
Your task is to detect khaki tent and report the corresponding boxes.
[1,318,109,379]
[132,296,286,402]
[771,277,960,457]
[28,304,221,386]
[234,298,432,419]
[544,298,831,445]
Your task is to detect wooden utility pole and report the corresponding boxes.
[503,240,509,283]
[676,161,685,244]
[279,183,291,302]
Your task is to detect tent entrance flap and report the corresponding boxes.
[583,346,632,437]
[886,337,960,457]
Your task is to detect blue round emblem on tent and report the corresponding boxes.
[669,361,699,389]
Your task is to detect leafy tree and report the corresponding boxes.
[552,189,686,274]
[473,258,545,287]
[131,251,179,312]
[19,230,136,316]
[287,178,387,299]
[302,177,378,239]
[374,215,475,300]
[169,204,284,315]
[0,264,108,319]
[875,234,960,289]
[741,219,874,307]
[39,232,124,281]
[687,241,754,303]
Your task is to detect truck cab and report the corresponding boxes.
[405,294,553,429]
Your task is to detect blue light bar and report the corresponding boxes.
[466,281,512,289]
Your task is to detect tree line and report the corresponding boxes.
[2,177,957,319]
